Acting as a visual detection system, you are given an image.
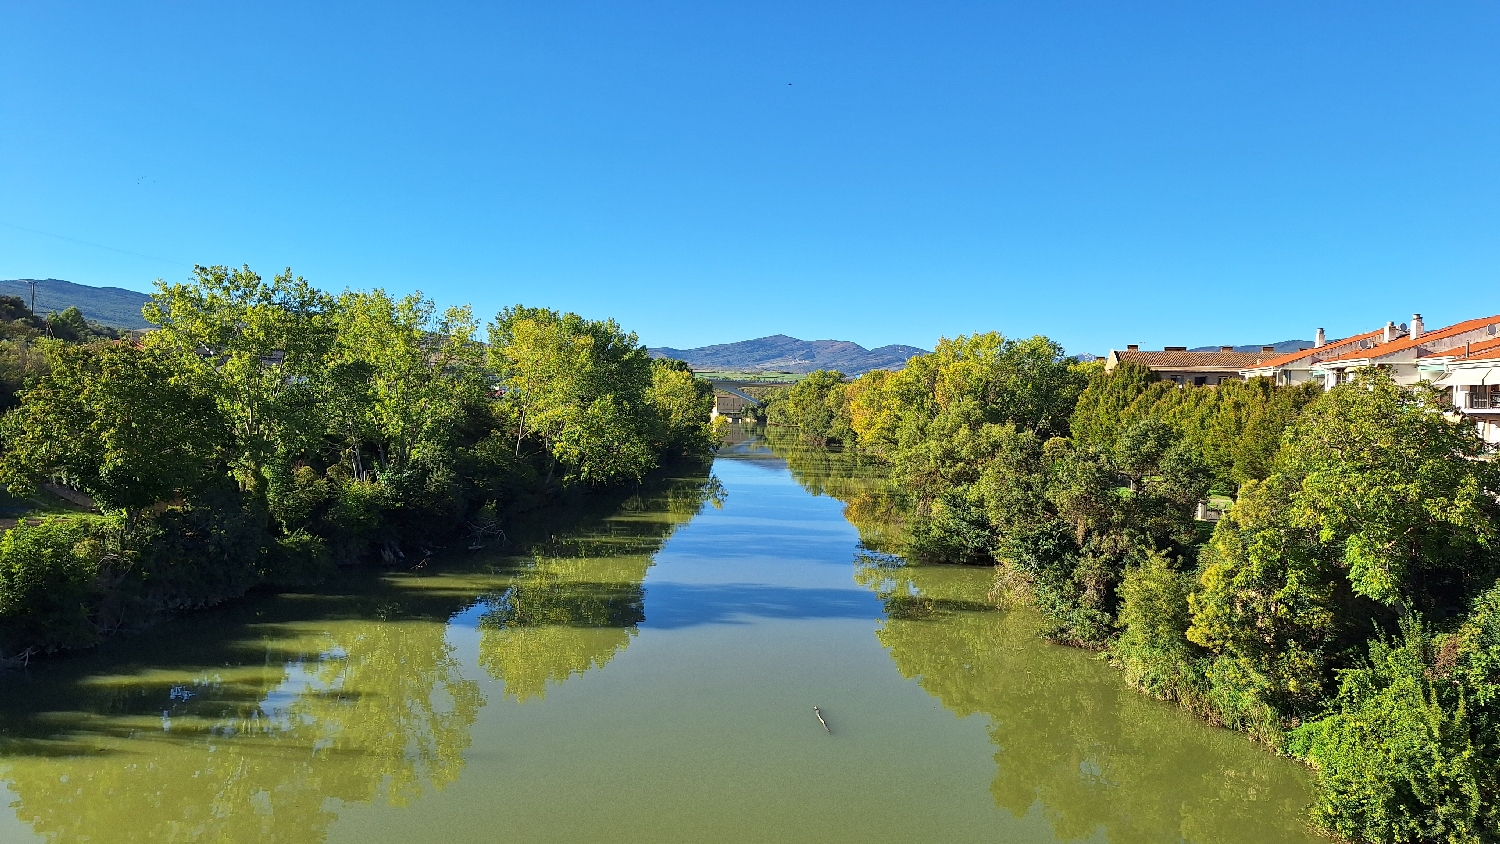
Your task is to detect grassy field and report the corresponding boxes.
[693,370,804,384]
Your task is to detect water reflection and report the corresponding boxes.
[760,426,909,555]
[0,608,481,843]
[764,427,1321,844]
[857,559,1317,844]
[0,435,1322,844]
[0,466,723,843]
[474,475,723,700]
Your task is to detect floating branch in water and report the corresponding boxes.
[813,706,830,734]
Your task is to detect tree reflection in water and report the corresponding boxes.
[857,559,1316,844]
[476,474,725,701]
[0,466,723,844]
[0,613,481,843]
[762,426,908,555]
[765,428,1318,844]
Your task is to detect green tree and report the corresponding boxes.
[1070,360,1155,453]
[143,265,334,497]
[645,358,717,456]
[765,369,849,445]
[0,341,224,518]
[852,333,1087,497]
[311,289,488,544]
[1275,370,1500,609]
[1073,363,1320,494]
[45,306,90,342]
[324,290,486,477]
[488,305,658,484]
[1188,370,1500,736]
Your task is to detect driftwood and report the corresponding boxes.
[813,706,830,734]
[467,521,510,550]
[0,647,37,670]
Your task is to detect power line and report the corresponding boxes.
[0,220,191,268]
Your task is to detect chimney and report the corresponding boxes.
[1126,344,1139,351]
[1315,328,1326,348]
[1261,345,1275,353]
[1219,345,1233,352]
[1383,321,1397,343]
[1411,314,1423,339]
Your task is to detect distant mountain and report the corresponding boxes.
[0,278,152,330]
[649,335,928,375]
[1189,340,1315,354]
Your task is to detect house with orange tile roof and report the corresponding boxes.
[1240,326,1390,386]
[1431,337,1500,445]
[1308,313,1500,390]
[1105,345,1282,387]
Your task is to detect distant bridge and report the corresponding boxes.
[710,384,764,422]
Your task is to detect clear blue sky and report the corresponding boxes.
[2,2,1497,354]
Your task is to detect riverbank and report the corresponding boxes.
[0,270,718,662]
[0,436,1322,844]
[759,341,1500,843]
[0,456,719,669]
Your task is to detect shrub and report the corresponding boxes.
[907,491,995,565]
[1291,615,1498,843]
[1113,551,1210,709]
[0,516,118,653]
[138,482,270,610]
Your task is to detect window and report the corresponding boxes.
[1470,385,1500,410]
[1194,376,1206,387]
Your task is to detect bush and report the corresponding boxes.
[1113,551,1210,709]
[262,530,331,587]
[907,491,995,565]
[0,516,118,653]
[1291,614,1498,844]
[138,482,270,610]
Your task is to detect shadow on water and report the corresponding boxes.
[0,427,1327,844]
[0,462,723,843]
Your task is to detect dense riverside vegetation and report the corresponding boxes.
[0,265,715,660]
[763,332,1500,844]
[0,466,724,843]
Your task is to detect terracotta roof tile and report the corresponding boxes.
[1440,336,1500,364]
[1114,350,1275,370]
[1242,328,1386,370]
[1318,315,1500,365]
[1461,347,1500,363]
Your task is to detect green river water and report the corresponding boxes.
[0,433,1324,843]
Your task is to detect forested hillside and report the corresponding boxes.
[0,265,716,660]
[0,279,153,330]
[763,336,1500,844]
[649,334,926,375]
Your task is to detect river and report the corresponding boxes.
[0,431,1323,843]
